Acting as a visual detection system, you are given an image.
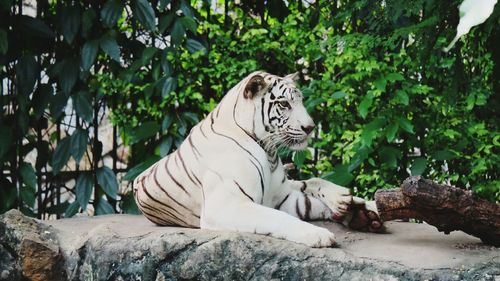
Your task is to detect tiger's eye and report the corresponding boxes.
[278,101,290,108]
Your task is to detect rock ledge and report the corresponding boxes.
[1,209,499,281]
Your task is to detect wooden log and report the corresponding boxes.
[374,176,500,247]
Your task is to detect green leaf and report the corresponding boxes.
[52,137,72,175]
[386,73,404,82]
[181,112,199,125]
[133,0,156,32]
[71,129,88,164]
[81,9,96,37]
[433,150,455,161]
[123,156,161,181]
[96,166,118,199]
[49,92,69,120]
[373,77,387,92]
[18,15,56,38]
[396,118,414,134]
[162,114,174,131]
[394,90,409,105]
[60,58,79,94]
[100,34,121,61]
[159,13,175,33]
[361,118,385,147]
[20,162,37,189]
[60,5,81,44]
[305,97,323,111]
[159,137,173,157]
[322,165,354,186]
[185,38,206,54]
[128,121,160,144]
[73,91,93,123]
[0,125,13,160]
[170,19,185,46]
[331,91,348,99]
[81,40,99,71]
[141,47,157,65]
[32,84,53,119]
[16,55,38,96]
[0,29,7,55]
[180,16,197,33]
[178,117,187,136]
[101,0,124,27]
[410,157,427,176]
[75,173,93,209]
[180,1,194,18]
[348,147,370,172]
[64,201,80,218]
[385,122,399,143]
[95,198,115,215]
[358,94,373,119]
[159,0,172,10]
[160,77,177,98]
[378,146,401,168]
[293,150,309,169]
[121,193,141,214]
[20,184,36,208]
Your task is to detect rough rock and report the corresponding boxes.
[0,209,499,281]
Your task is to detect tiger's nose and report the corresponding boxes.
[301,124,315,134]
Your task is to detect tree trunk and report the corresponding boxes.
[374,176,500,247]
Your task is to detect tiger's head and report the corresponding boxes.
[243,72,315,151]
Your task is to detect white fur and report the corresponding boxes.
[133,72,363,247]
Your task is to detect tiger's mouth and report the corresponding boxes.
[283,134,309,151]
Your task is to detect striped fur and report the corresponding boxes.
[133,72,362,247]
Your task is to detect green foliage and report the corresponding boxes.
[1,0,498,219]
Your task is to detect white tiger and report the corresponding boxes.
[133,71,382,247]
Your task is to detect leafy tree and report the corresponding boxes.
[1,0,498,218]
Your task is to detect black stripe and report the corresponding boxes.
[209,119,265,198]
[276,194,290,210]
[215,104,222,118]
[260,97,266,127]
[150,165,193,216]
[234,180,254,202]
[199,122,208,138]
[232,94,259,141]
[136,188,183,224]
[188,134,202,159]
[304,195,311,221]
[165,156,190,195]
[300,182,307,192]
[267,99,273,119]
[137,196,189,226]
[178,148,201,188]
[296,198,304,220]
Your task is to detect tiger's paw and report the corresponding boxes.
[339,198,385,233]
[317,184,353,220]
[288,225,337,248]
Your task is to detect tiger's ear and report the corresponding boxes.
[284,72,300,82]
[244,74,266,99]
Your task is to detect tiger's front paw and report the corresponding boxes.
[288,225,336,248]
[317,184,352,220]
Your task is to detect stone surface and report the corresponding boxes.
[1,209,499,281]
